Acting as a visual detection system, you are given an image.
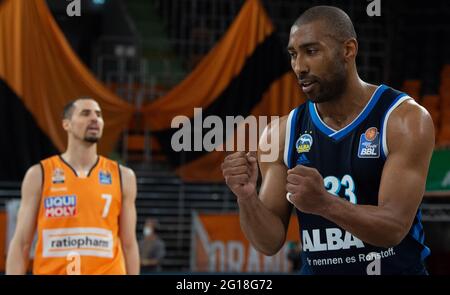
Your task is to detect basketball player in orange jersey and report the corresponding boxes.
[6,98,140,275]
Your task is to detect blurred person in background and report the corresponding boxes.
[287,241,301,273]
[6,98,139,275]
[139,218,166,273]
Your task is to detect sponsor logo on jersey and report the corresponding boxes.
[297,153,311,165]
[44,195,77,218]
[42,227,113,258]
[358,127,380,158]
[99,170,112,185]
[302,227,365,252]
[296,133,313,153]
[52,168,65,184]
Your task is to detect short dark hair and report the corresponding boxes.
[294,6,357,42]
[63,100,77,119]
[62,97,93,119]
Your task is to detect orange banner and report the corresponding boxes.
[0,0,133,155]
[142,0,275,131]
[191,212,300,273]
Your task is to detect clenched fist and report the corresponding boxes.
[286,165,330,215]
[222,151,258,199]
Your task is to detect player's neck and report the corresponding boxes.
[315,77,376,130]
[62,141,98,175]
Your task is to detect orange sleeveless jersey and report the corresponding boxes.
[33,155,126,275]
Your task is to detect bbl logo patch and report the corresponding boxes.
[296,133,313,153]
[358,127,380,158]
[99,170,112,185]
[52,168,65,184]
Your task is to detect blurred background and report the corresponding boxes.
[0,0,449,274]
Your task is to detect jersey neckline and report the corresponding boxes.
[308,84,387,141]
[58,155,100,178]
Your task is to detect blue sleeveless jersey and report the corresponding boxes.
[284,84,429,275]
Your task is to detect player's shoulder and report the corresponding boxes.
[24,154,64,187]
[387,98,435,148]
[118,164,136,181]
[118,164,137,200]
[99,156,136,182]
[39,154,60,165]
[22,164,43,192]
[258,115,289,151]
[390,98,434,130]
[25,163,43,178]
[258,104,306,165]
[267,115,289,134]
[101,156,131,172]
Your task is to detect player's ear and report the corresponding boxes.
[343,38,358,61]
[62,118,70,131]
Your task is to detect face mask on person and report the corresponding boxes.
[143,227,153,237]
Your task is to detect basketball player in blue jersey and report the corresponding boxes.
[222,6,434,274]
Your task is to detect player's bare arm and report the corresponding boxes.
[6,164,42,274]
[222,116,293,255]
[119,165,140,275]
[286,100,434,247]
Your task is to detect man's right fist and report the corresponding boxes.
[221,151,258,199]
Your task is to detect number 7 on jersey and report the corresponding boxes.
[101,194,112,218]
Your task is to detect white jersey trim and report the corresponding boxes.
[284,109,297,167]
[382,95,412,157]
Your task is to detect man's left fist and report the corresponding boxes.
[286,165,330,215]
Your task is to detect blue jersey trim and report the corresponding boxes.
[331,85,387,140]
[410,210,431,260]
[309,85,388,141]
[287,107,300,169]
[308,101,334,136]
[421,246,431,260]
[299,257,313,275]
